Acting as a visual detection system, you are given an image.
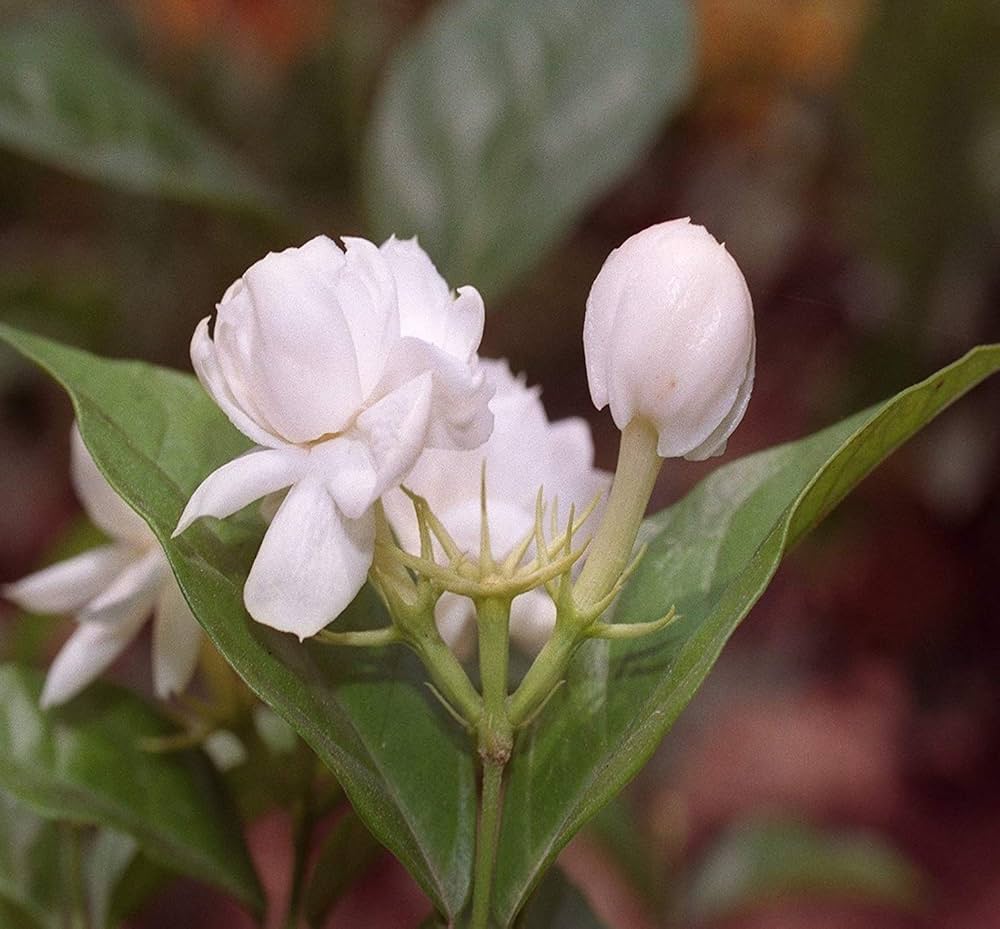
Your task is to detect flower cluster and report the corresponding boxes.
[5,221,754,707]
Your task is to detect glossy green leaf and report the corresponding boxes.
[513,868,607,929]
[0,325,477,919]
[305,810,382,926]
[0,17,275,214]
[494,344,1000,925]
[365,0,694,297]
[686,817,921,921]
[0,665,261,914]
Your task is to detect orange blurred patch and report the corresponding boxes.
[697,0,871,90]
[125,0,328,68]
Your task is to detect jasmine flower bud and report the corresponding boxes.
[584,218,755,460]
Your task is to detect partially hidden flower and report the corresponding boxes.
[3,426,201,707]
[584,218,755,460]
[174,235,494,639]
[384,359,610,654]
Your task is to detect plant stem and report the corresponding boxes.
[572,416,661,610]
[469,597,514,929]
[509,418,662,728]
[412,631,484,727]
[470,759,504,929]
[506,625,578,728]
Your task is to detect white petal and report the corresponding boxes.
[438,497,530,562]
[3,544,133,615]
[39,602,150,708]
[190,317,285,449]
[355,371,434,499]
[377,339,494,451]
[309,436,378,522]
[434,593,475,659]
[380,236,484,361]
[71,426,152,547]
[683,332,756,461]
[79,549,166,623]
[151,581,202,699]
[339,237,400,396]
[543,418,611,535]
[174,447,308,536]
[447,286,487,361]
[509,590,556,654]
[243,478,375,639]
[230,238,366,442]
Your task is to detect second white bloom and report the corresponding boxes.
[385,360,610,654]
[175,235,494,639]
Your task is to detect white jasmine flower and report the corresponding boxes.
[4,426,201,707]
[174,235,493,639]
[584,218,755,460]
[385,359,609,654]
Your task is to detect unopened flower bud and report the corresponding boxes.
[583,218,755,460]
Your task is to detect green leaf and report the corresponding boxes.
[85,830,168,929]
[494,344,1000,925]
[0,788,167,929]
[305,810,382,926]
[0,789,66,929]
[365,0,694,297]
[0,664,262,915]
[513,868,607,929]
[0,17,275,215]
[0,324,477,920]
[686,817,922,921]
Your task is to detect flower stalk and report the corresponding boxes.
[572,416,661,611]
[470,596,514,929]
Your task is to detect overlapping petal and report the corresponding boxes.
[3,544,133,615]
[354,370,434,503]
[224,240,367,443]
[380,236,485,362]
[190,317,284,449]
[174,447,309,535]
[39,583,158,709]
[71,427,153,547]
[79,548,166,623]
[152,582,202,699]
[244,477,376,640]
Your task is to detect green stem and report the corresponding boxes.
[469,597,514,929]
[509,418,662,728]
[411,631,483,727]
[470,760,504,929]
[507,625,578,728]
[572,417,661,610]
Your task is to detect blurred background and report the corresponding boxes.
[0,0,998,927]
